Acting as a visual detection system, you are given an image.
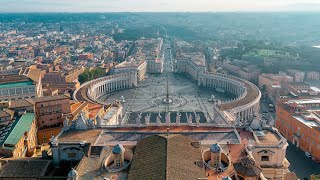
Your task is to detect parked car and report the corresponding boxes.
[305,152,312,158]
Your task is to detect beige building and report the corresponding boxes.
[112,57,147,82]
[307,71,320,81]
[258,73,293,103]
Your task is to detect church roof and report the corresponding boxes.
[128,135,205,180]
[234,156,262,177]
[0,158,51,178]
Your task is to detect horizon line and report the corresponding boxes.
[1,10,320,14]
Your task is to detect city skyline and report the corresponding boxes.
[1,0,320,12]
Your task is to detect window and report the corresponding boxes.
[68,152,77,158]
[261,156,269,161]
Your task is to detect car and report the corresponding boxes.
[305,152,312,158]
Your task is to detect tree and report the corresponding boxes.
[78,68,106,84]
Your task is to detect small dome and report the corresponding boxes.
[210,143,221,153]
[68,168,78,179]
[112,144,125,154]
[222,177,232,180]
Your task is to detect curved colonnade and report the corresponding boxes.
[74,72,260,123]
[73,73,137,104]
[199,73,261,122]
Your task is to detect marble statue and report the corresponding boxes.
[145,113,150,126]
[136,113,141,126]
[176,112,181,125]
[63,117,69,132]
[195,113,200,126]
[157,112,162,125]
[188,113,193,124]
[165,112,171,126]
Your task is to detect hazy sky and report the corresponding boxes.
[1,0,320,12]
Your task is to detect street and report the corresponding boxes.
[286,142,320,179]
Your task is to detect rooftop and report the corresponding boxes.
[58,129,102,144]
[0,158,52,178]
[254,130,281,144]
[128,135,206,180]
[287,98,320,105]
[9,99,34,108]
[3,113,35,148]
[287,82,310,86]
[0,81,33,89]
[95,126,240,146]
[293,114,320,128]
[219,78,260,111]
[115,58,145,69]
[0,75,31,85]
[32,94,70,103]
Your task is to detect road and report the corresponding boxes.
[286,142,320,179]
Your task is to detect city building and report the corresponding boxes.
[47,119,292,180]
[223,60,261,84]
[33,95,71,144]
[276,98,320,161]
[0,113,37,158]
[258,73,293,103]
[111,57,147,82]
[283,82,319,98]
[288,69,305,82]
[306,71,320,81]
[174,52,207,80]
[0,74,42,102]
[42,67,84,83]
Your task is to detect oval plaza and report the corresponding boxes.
[62,39,292,180]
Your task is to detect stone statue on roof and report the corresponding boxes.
[157,112,161,125]
[75,112,88,130]
[188,113,193,124]
[136,113,141,126]
[165,112,170,126]
[195,113,200,126]
[176,112,181,125]
[63,116,69,132]
[145,113,150,126]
